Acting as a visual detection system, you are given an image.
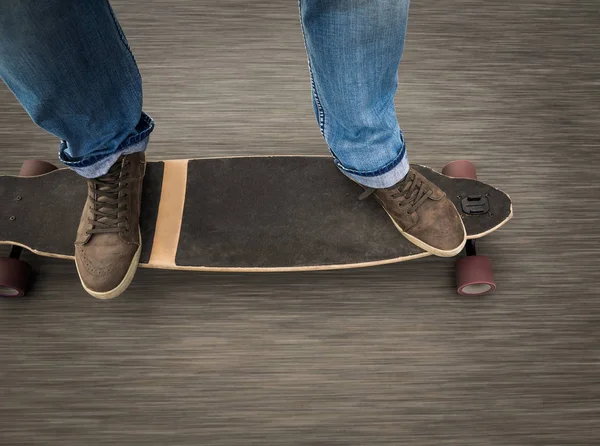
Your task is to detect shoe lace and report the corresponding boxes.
[87,159,130,235]
[358,170,432,214]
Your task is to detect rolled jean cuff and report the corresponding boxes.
[58,112,154,178]
[333,147,410,189]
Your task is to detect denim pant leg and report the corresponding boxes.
[299,0,410,188]
[0,0,154,178]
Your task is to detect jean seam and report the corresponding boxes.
[298,0,326,138]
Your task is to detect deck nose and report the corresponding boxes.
[0,171,86,257]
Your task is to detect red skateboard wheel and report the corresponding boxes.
[442,160,477,179]
[456,255,496,296]
[19,160,58,177]
[0,257,32,297]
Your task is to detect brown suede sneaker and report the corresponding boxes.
[74,152,145,299]
[359,167,466,257]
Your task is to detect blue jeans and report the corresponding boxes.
[0,0,410,187]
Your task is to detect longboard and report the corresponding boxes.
[0,156,512,274]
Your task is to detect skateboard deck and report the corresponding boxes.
[0,156,512,271]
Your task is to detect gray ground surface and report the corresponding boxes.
[1,1,599,444]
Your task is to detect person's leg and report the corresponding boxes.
[0,0,153,178]
[299,0,466,256]
[0,0,152,298]
[298,0,409,189]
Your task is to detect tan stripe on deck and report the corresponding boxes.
[148,160,188,267]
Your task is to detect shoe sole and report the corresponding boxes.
[76,231,142,300]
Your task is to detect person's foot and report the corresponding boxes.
[74,152,145,299]
[359,167,466,257]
